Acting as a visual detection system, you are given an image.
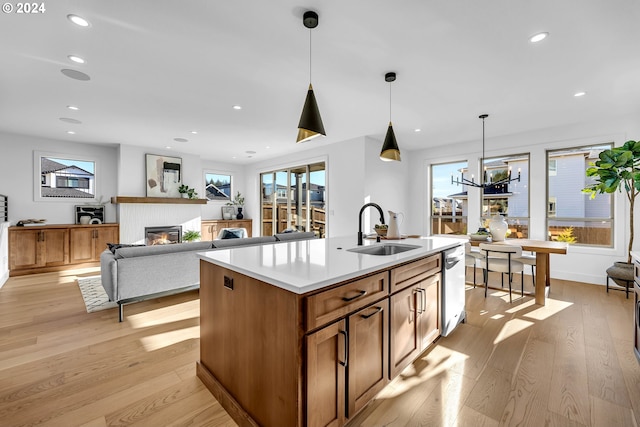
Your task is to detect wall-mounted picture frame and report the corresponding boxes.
[146,154,182,198]
[221,206,234,220]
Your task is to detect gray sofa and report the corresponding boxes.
[100,232,316,321]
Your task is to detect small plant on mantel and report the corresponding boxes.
[182,230,201,242]
[178,184,198,199]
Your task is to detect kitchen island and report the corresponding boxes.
[196,236,464,427]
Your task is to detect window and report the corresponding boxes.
[260,162,326,237]
[34,152,96,200]
[546,144,613,246]
[482,153,530,238]
[430,161,468,235]
[204,172,231,201]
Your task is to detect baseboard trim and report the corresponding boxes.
[196,362,259,427]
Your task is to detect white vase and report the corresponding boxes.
[489,214,508,241]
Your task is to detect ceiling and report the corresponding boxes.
[1,0,639,164]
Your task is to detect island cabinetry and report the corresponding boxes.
[389,255,441,378]
[69,225,119,263]
[9,227,68,271]
[306,299,389,426]
[201,219,252,240]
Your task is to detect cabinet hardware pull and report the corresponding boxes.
[420,287,427,314]
[339,330,348,367]
[361,306,383,319]
[39,231,44,242]
[342,290,367,302]
[415,288,424,314]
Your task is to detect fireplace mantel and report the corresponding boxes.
[111,196,207,205]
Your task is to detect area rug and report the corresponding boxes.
[77,276,118,313]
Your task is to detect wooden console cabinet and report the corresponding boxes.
[9,224,119,276]
[634,253,640,363]
[198,253,442,427]
[201,219,252,240]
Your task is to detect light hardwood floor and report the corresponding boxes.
[0,268,638,427]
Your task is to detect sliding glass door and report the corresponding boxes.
[260,162,326,237]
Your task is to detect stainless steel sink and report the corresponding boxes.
[347,243,421,256]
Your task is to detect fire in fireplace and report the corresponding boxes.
[145,225,182,245]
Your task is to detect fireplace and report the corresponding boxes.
[145,225,182,245]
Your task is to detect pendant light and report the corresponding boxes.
[451,114,521,189]
[297,11,326,143]
[380,72,401,161]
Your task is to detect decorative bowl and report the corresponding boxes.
[469,233,490,241]
[374,228,388,237]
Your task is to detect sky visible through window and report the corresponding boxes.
[433,161,466,198]
[49,157,95,174]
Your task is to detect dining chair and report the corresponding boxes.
[478,243,525,303]
[516,251,537,286]
[465,242,484,287]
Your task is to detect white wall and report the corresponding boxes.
[407,113,640,285]
[200,159,246,220]
[0,132,118,225]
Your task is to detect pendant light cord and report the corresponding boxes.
[389,82,392,123]
[309,29,312,84]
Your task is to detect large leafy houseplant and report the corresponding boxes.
[582,140,640,263]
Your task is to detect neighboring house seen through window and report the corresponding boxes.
[37,155,96,199]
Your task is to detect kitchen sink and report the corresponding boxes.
[347,243,421,256]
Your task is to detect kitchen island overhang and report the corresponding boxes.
[196,235,465,427]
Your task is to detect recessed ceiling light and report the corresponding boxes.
[166,146,172,149]
[245,150,256,154]
[68,55,85,64]
[67,14,90,27]
[190,131,198,134]
[265,146,271,149]
[59,117,82,124]
[233,105,242,110]
[61,69,91,81]
[529,32,548,43]
[574,91,587,97]
[414,128,421,132]
[174,138,188,143]
[66,131,76,135]
[67,105,79,111]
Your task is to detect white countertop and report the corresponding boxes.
[197,235,465,294]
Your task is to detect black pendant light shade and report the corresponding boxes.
[380,122,401,161]
[297,83,326,143]
[380,72,401,161]
[297,11,325,143]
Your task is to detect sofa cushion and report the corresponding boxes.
[114,241,213,259]
[107,243,146,254]
[274,231,317,241]
[212,236,277,248]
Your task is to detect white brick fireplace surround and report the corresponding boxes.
[112,197,205,244]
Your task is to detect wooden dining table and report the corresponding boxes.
[470,238,569,305]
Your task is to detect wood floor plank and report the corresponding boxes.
[590,395,637,427]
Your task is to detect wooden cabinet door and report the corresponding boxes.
[9,229,40,270]
[94,226,117,257]
[347,299,389,419]
[41,229,68,267]
[306,319,346,427]
[417,273,441,350]
[389,285,420,378]
[201,221,217,241]
[69,228,94,263]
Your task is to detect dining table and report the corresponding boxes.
[470,238,569,305]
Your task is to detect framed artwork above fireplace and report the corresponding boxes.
[145,154,182,198]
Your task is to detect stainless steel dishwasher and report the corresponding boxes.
[441,245,466,337]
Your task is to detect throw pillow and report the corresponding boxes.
[221,229,242,239]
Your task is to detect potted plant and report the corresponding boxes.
[583,139,640,286]
[178,184,198,199]
[226,191,245,219]
[182,230,201,242]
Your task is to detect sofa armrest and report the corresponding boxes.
[100,249,117,301]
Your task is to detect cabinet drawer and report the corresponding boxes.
[305,272,388,331]
[635,260,640,283]
[390,254,441,294]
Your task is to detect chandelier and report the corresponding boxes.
[451,114,521,189]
